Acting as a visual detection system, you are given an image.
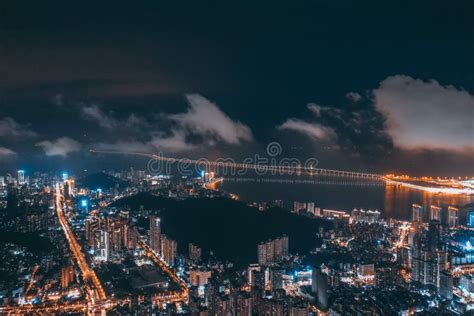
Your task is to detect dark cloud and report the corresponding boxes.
[81,103,150,131]
[278,101,393,161]
[345,92,362,103]
[0,117,37,138]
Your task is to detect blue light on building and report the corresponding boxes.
[468,210,474,227]
[78,198,89,213]
[17,170,25,185]
[62,172,68,181]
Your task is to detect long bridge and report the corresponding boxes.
[90,149,383,180]
[91,149,474,194]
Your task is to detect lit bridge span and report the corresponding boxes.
[90,150,384,180]
[91,150,474,194]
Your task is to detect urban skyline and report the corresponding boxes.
[1,2,473,315]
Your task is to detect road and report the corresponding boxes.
[55,183,107,304]
[23,265,39,299]
[138,240,189,305]
[0,183,114,315]
[394,222,411,249]
[0,184,187,315]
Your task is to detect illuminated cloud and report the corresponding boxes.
[278,119,336,141]
[81,104,119,129]
[36,137,82,157]
[374,75,474,150]
[171,94,254,145]
[0,147,16,157]
[91,94,253,153]
[0,117,37,138]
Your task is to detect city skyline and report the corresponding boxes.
[1,2,474,315]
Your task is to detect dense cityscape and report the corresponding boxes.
[2,2,474,315]
[0,169,472,315]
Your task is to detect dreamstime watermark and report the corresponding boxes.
[146,141,320,177]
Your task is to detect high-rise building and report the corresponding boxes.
[411,232,422,283]
[247,264,261,285]
[468,210,474,227]
[397,246,411,268]
[439,271,453,300]
[235,293,252,316]
[314,207,321,217]
[161,234,177,266]
[272,200,284,208]
[430,205,441,221]
[447,206,459,228]
[252,270,265,289]
[428,220,441,252]
[78,198,89,213]
[189,243,202,262]
[111,224,122,251]
[96,230,110,261]
[64,179,75,197]
[322,209,350,221]
[61,263,74,288]
[306,202,315,215]
[293,201,306,214]
[126,226,138,249]
[351,209,381,223]
[311,267,328,310]
[270,268,284,290]
[257,236,289,266]
[149,216,161,254]
[412,237,447,289]
[265,240,274,264]
[412,204,424,223]
[257,242,267,265]
[189,270,212,286]
[85,218,98,247]
[17,170,25,185]
[274,238,282,259]
[280,235,289,258]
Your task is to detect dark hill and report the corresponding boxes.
[112,193,332,266]
[79,172,126,191]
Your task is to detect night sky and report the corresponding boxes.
[0,2,473,175]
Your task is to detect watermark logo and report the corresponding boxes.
[146,142,319,177]
[266,142,282,157]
